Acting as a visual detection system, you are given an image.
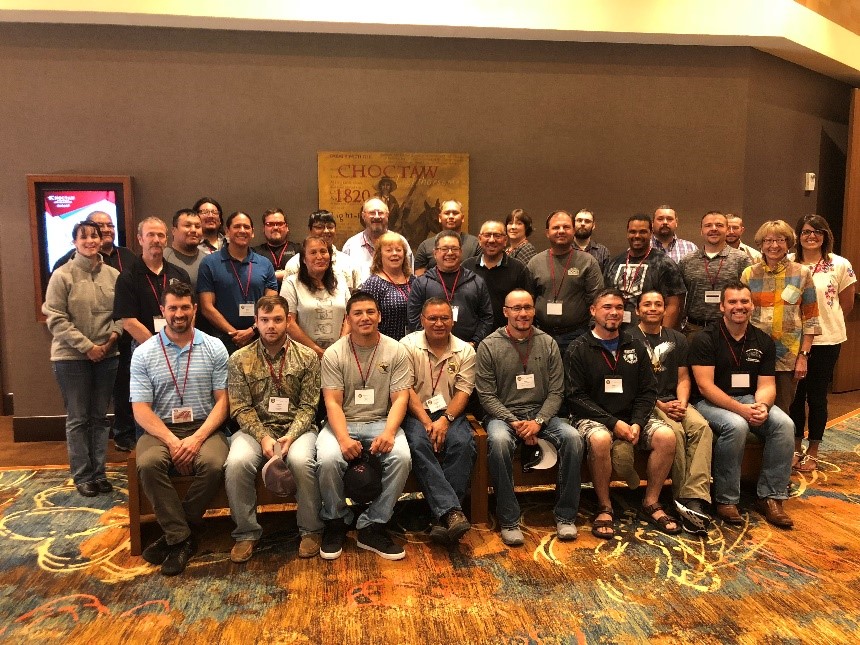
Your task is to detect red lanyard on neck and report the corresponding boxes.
[703,254,726,288]
[349,334,380,387]
[113,248,123,273]
[600,348,619,373]
[548,249,575,301]
[382,271,411,300]
[438,268,461,303]
[228,257,253,300]
[263,345,289,394]
[622,248,651,291]
[267,244,289,269]
[719,321,747,368]
[362,233,375,253]
[145,272,167,307]
[505,326,533,373]
[159,333,193,405]
[428,352,449,394]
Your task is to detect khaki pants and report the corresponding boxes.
[653,406,713,503]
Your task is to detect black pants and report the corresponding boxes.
[112,342,135,444]
[789,343,841,442]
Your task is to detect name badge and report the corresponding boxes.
[355,388,375,405]
[516,373,536,389]
[704,290,721,304]
[451,305,459,322]
[239,303,255,317]
[153,317,167,333]
[268,397,290,413]
[171,407,194,424]
[781,284,801,304]
[731,373,751,388]
[623,311,632,324]
[424,394,446,413]
[604,377,623,393]
[547,301,563,316]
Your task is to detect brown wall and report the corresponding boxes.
[0,24,851,418]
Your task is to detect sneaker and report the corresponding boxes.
[675,499,712,536]
[357,524,406,560]
[556,520,578,541]
[298,533,322,559]
[320,518,348,560]
[442,509,471,543]
[428,522,449,544]
[161,536,197,576]
[500,526,524,546]
[75,481,99,497]
[94,479,113,494]
[142,535,172,565]
[230,539,257,563]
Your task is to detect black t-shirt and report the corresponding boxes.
[628,326,687,401]
[253,241,300,272]
[113,257,192,334]
[461,255,534,329]
[688,321,776,401]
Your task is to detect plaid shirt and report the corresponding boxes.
[651,236,699,264]
[741,259,821,371]
[227,337,321,443]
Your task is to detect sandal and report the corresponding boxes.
[639,502,682,535]
[795,454,818,473]
[591,506,615,540]
[791,452,803,469]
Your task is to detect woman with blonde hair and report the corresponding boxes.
[359,231,414,340]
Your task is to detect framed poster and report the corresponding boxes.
[317,151,469,252]
[27,174,135,321]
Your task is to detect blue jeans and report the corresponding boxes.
[224,430,323,540]
[316,421,411,530]
[53,357,119,485]
[486,413,584,528]
[402,412,476,520]
[695,395,794,504]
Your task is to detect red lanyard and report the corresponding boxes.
[505,326,533,373]
[114,249,123,273]
[228,258,253,300]
[428,353,449,394]
[362,233,375,254]
[703,255,726,288]
[263,346,288,395]
[145,272,167,307]
[622,248,651,292]
[349,334,380,387]
[383,271,411,300]
[811,258,826,274]
[600,348,619,374]
[267,244,289,269]
[158,333,193,405]
[548,249,576,301]
[438,268,461,303]
[719,322,747,368]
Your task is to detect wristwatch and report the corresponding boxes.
[534,416,545,427]
[443,412,456,423]
[799,350,811,358]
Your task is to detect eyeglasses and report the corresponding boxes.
[435,246,461,254]
[265,221,287,228]
[481,233,506,239]
[800,229,824,238]
[198,209,220,216]
[311,223,336,231]
[364,210,387,216]
[504,305,535,313]
[762,238,787,246]
[423,316,452,324]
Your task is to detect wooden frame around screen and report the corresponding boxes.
[27,174,135,322]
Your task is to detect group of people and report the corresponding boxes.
[42,195,855,575]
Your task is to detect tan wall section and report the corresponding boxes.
[795,0,860,36]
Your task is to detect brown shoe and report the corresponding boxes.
[715,503,744,525]
[299,533,322,558]
[230,539,257,563]
[755,498,794,529]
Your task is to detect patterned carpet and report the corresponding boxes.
[1,416,859,644]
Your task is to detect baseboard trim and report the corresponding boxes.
[12,416,68,442]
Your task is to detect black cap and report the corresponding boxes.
[343,448,383,504]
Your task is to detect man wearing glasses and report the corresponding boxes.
[413,199,481,277]
[253,208,300,288]
[462,220,534,329]
[193,197,225,255]
[283,211,362,290]
[476,289,583,546]
[52,210,136,273]
[342,197,414,282]
[406,231,493,346]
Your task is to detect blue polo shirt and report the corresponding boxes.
[197,246,277,329]
[130,328,228,423]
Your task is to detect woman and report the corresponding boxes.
[505,209,537,264]
[43,221,124,497]
[740,220,820,416]
[281,236,350,358]
[787,215,855,472]
[359,231,414,340]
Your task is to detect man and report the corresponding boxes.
[604,214,687,328]
[316,291,413,560]
[130,281,230,576]
[628,291,714,534]
[341,197,414,282]
[564,289,680,539]
[225,295,323,562]
[163,208,205,289]
[375,176,403,231]
[53,210,136,272]
[253,208,300,288]
[114,217,192,348]
[401,298,476,543]
[573,209,611,272]
[462,220,533,329]
[690,282,796,529]
[414,200,480,276]
[726,214,763,262]
[283,210,362,290]
[678,211,751,337]
[406,231,494,346]
[527,210,603,356]
[194,196,225,254]
[651,205,699,263]
[477,289,583,546]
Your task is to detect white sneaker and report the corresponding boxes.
[501,526,524,546]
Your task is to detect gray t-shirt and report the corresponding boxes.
[321,333,412,423]
[281,274,350,349]
[163,247,205,289]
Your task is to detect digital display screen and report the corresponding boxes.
[42,189,119,270]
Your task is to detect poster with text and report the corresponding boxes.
[318,151,469,251]
[43,190,118,270]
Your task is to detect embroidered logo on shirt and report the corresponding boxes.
[447,362,458,374]
[744,349,763,363]
[623,348,638,364]
[378,362,389,373]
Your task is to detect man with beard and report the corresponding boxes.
[726,214,763,263]
[53,210,136,273]
[342,197,414,282]
[163,209,205,289]
[130,281,230,575]
[253,208,300,288]
[283,210,362,290]
[651,205,699,264]
[414,199,481,276]
[194,197,225,255]
[572,209,611,272]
